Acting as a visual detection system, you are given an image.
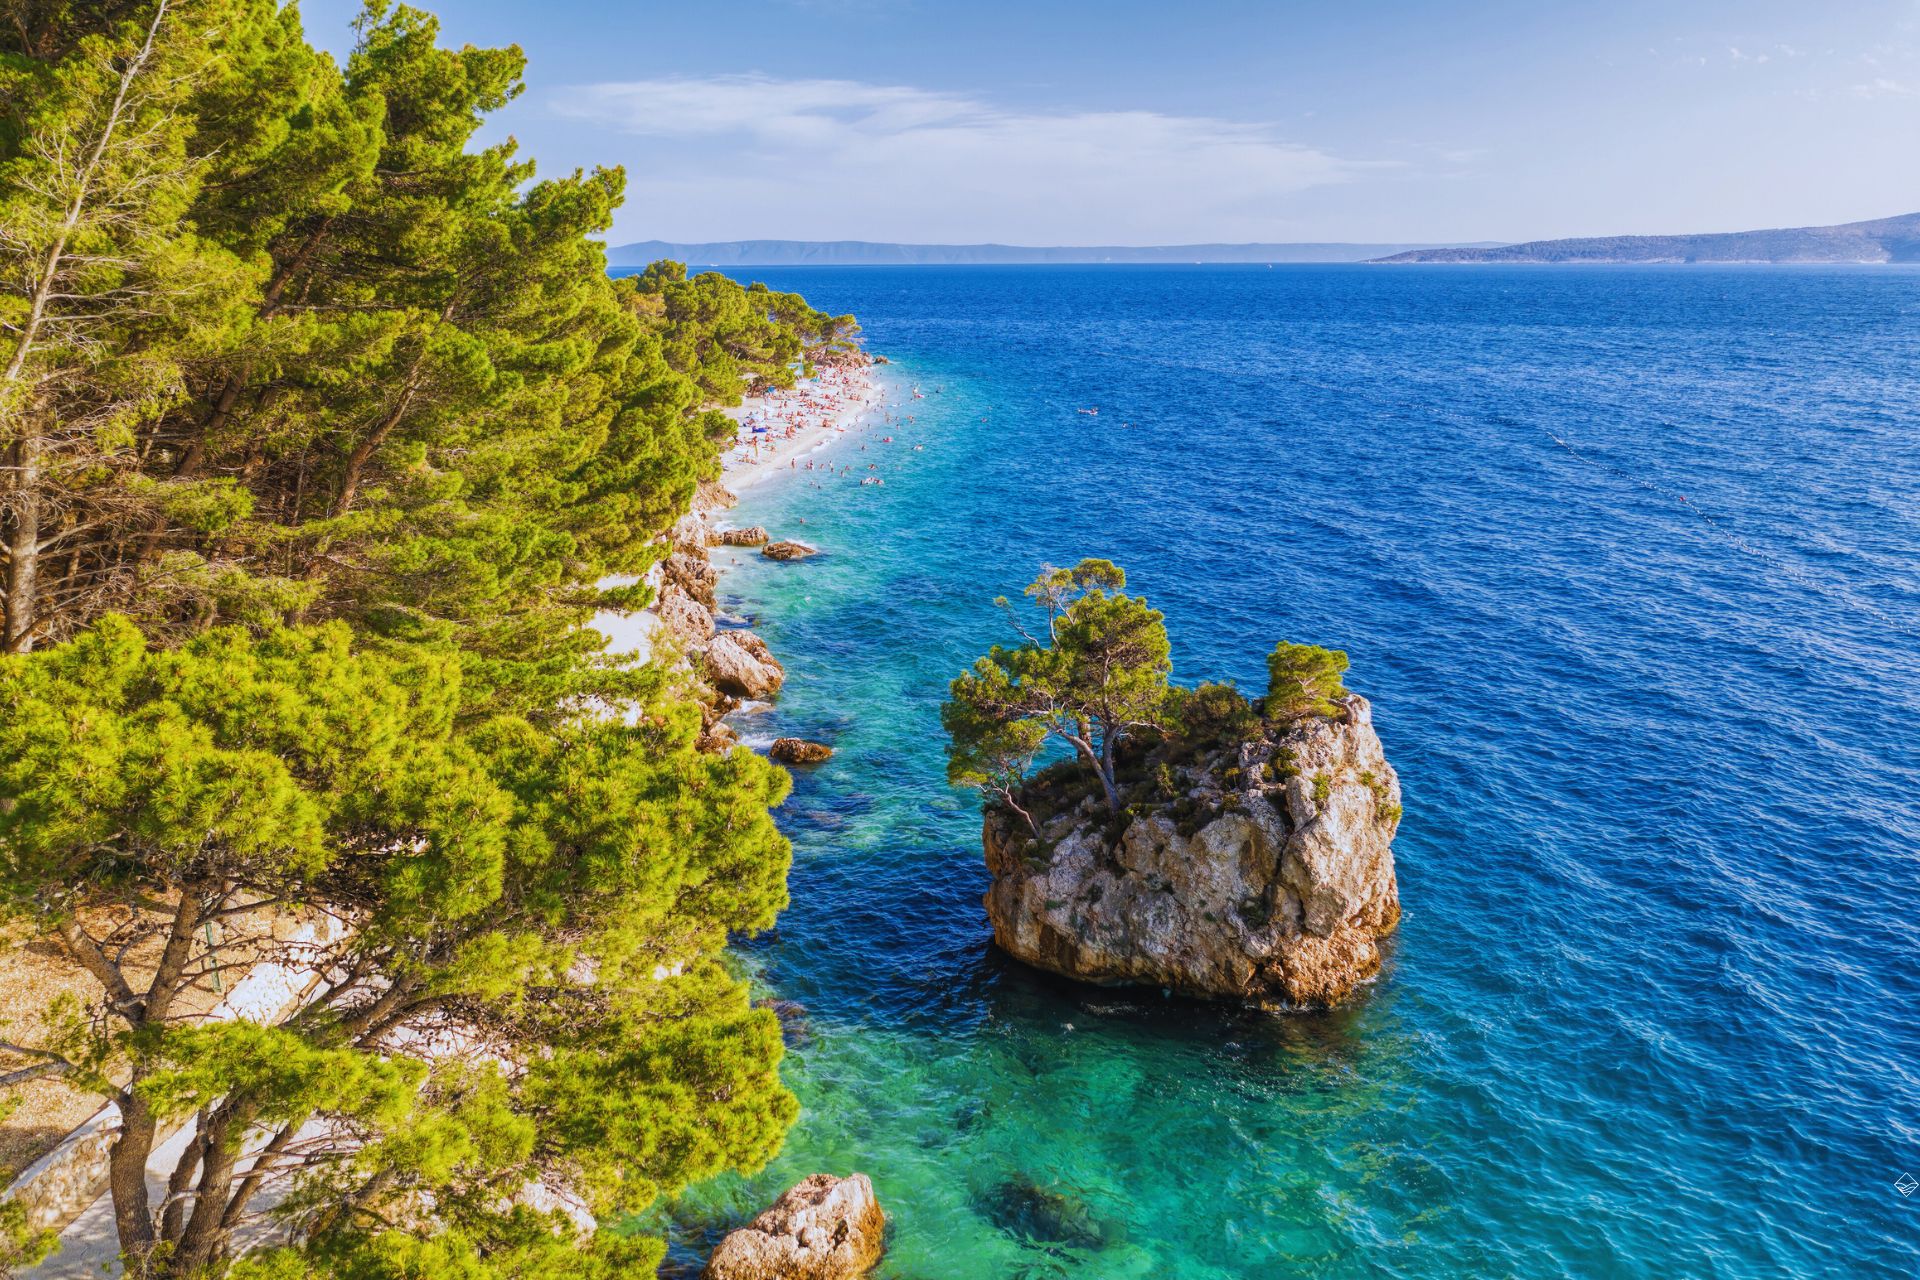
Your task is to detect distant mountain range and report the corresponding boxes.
[606,239,1504,267]
[1372,212,1920,264]
[609,214,1920,268]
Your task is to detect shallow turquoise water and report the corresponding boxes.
[654,266,1920,1277]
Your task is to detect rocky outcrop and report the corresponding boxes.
[702,1173,885,1280]
[695,479,738,513]
[770,738,833,764]
[656,582,715,649]
[664,550,719,609]
[982,696,1401,1010]
[703,631,785,699]
[762,540,817,562]
[712,525,769,547]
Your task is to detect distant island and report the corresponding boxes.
[607,239,1504,266]
[1372,211,1920,264]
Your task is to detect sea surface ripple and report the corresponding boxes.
[651,265,1920,1278]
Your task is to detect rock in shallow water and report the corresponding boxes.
[712,525,770,546]
[762,540,818,561]
[770,737,834,764]
[982,695,1401,1009]
[702,1173,885,1280]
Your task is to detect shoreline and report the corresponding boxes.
[592,358,890,669]
[717,360,885,493]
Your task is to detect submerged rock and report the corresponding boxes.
[762,540,818,561]
[756,997,812,1046]
[977,1176,1118,1250]
[770,738,834,765]
[702,631,786,699]
[982,696,1401,1010]
[702,1173,885,1280]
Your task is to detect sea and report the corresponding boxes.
[640,265,1920,1278]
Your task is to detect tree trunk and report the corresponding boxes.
[159,1120,207,1244]
[1097,728,1121,812]
[169,1105,245,1275]
[3,432,39,652]
[216,1111,309,1234]
[1063,731,1120,812]
[84,887,205,1265]
[331,385,415,519]
[106,1094,160,1265]
[998,787,1041,839]
[170,375,244,478]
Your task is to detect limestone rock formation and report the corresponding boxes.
[702,631,785,699]
[982,696,1401,1009]
[770,738,833,764]
[664,549,719,609]
[695,479,739,512]
[712,525,770,547]
[762,540,818,561]
[703,1173,886,1280]
[656,582,715,649]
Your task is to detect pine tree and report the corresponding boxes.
[0,2,858,1273]
[0,616,795,1275]
[0,0,252,651]
[945,559,1173,812]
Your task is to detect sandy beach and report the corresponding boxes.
[718,361,884,491]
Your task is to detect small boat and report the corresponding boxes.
[1077,407,1099,416]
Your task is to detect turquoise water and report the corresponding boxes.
[655,266,1920,1277]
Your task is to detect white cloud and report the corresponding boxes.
[549,75,1382,243]
[1852,76,1920,97]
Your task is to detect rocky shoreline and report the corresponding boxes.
[639,379,878,1277]
[610,355,881,755]
[644,480,829,754]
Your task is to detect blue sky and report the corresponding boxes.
[299,0,1920,246]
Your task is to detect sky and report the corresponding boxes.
[298,0,1920,247]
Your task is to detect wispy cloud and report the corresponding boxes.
[1851,76,1920,97]
[551,75,1384,243]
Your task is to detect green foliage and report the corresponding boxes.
[946,559,1171,812]
[1265,641,1351,721]
[0,616,795,1274]
[941,661,1049,828]
[0,2,848,1272]
[1168,681,1259,748]
[0,0,853,669]
[947,568,1373,826]
[629,262,856,402]
[0,1196,57,1278]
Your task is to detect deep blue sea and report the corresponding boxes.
[654,266,1920,1277]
